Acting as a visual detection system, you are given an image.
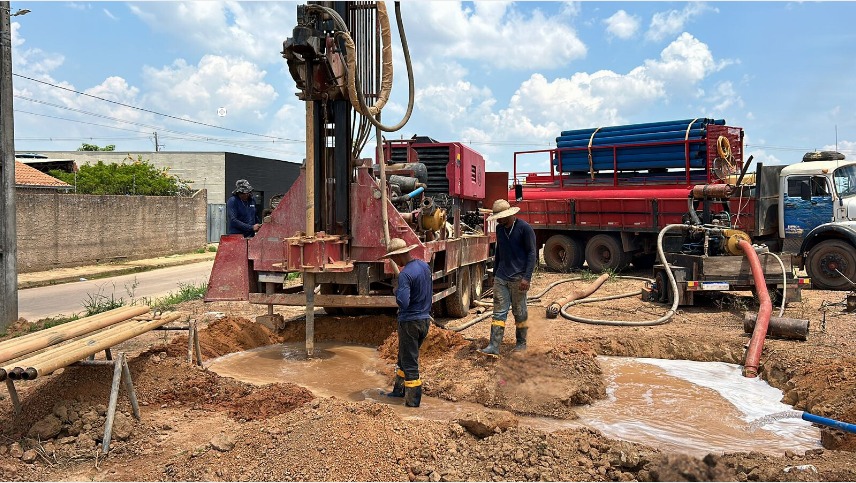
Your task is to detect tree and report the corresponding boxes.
[78,143,116,152]
[48,156,193,196]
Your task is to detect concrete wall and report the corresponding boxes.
[15,190,207,273]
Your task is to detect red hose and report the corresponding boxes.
[739,240,772,378]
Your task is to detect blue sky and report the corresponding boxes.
[9,1,856,177]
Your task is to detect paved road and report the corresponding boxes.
[18,261,214,321]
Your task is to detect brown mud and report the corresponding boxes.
[0,269,854,481]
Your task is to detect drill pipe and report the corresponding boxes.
[10,314,180,381]
[0,305,150,381]
[546,273,610,318]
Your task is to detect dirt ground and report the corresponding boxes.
[1,267,855,482]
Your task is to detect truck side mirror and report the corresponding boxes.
[514,184,523,201]
[800,181,812,201]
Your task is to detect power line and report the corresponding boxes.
[14,97,304,156]
[13,73,301,142]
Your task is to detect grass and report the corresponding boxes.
[141,282,208,311]
[9,280,209,339]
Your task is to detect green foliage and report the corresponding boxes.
[49,155,193,196]
[78,143,115,151]
[143,282,208,311]
[207,245,218,252]
[82,285,126,316]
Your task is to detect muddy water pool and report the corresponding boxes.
[206,343,821,457]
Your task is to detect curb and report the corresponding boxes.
[18,255,217,290]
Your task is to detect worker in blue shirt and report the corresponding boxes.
[380,237,432,407]
[227,179,260,237]
[478,199,537,357]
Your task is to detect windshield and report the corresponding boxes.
[833,164,856,198]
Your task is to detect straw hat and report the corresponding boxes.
[380,237,419,259]
[486,199,520,221]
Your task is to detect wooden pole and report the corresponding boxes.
[101,353,124,454]
[0,305,151,366]
[14,313,180,379]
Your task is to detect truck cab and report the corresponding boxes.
[782,153,856,290]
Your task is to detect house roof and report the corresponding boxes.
[14,161,72,188]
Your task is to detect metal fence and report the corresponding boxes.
[207,204,227,243]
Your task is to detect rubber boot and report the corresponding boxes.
[404,380,423,407]
[385,368,405,398]
[477,322,505,357]
[513,328,528,352]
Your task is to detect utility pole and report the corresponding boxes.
[0,1,18,328]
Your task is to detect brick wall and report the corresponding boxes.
[15,190,207,273]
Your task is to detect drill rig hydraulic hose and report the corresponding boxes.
[309,2,415,132]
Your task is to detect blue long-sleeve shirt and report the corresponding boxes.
[395,258,432,322]
[227,194,258,237]
[495,218,537,282]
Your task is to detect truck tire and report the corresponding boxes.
[544,235,584,272]
[470,262,486,304]
[585,234,630,272]
[806,239,856,290]
[446,267,472,318]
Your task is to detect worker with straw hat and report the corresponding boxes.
[380,238,432,407]
[478,199,536,357]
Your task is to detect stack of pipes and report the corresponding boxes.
[0,306,183,381]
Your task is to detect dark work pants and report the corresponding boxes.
[397,318,430,381]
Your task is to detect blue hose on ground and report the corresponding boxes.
[802,412,856,434]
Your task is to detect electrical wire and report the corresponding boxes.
[14,73,292,142]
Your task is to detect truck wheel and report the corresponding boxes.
[470,262,486,304]
[654,270,672,304]
[585,234,630,272]
[806,239,856,290]
[446,267,472,318]
[544,235,584,272]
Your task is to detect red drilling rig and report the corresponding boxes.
[205,2,503,354]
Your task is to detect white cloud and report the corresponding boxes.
[428,33,732,173]
[604,10,640,40]
[403,2,586,70]
[706,81,744,114]
[129,2,297,63]
[142,55,277,124]
[646,3,716,42]
[641,33,730,92]
[823,140,856,158]
[103,8,118,21]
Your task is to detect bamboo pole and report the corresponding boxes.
[14,313,181,380]
[0,305,150,365]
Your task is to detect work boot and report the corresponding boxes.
[477,322,505,357]
[513,328,528,352]
[384,368,405,398]
[404,380,423,407]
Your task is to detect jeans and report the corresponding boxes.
[397,318,430,380]
[492,277,528,327]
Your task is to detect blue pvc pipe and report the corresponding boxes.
[405,186,424,198]
[558,118,724,137]
[802,412,856,434]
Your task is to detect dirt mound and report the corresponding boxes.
[226,384,314,421]
[165,316,280,359]
[279,313,397,346]
[377,324,471,362]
